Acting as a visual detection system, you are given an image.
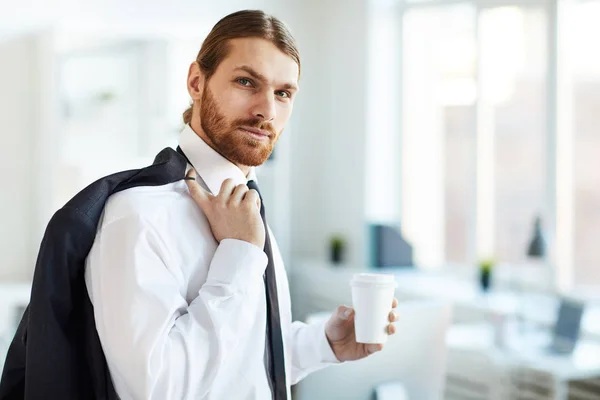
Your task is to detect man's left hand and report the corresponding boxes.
[325,298,399,362]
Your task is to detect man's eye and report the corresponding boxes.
[276,91,290,99]
[237,78,252,86]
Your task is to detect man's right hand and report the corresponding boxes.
[185,169,265,249]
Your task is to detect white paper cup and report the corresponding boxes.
[350,273,397,344]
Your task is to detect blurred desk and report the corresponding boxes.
[290,260,600,341]
[446,322,600,399]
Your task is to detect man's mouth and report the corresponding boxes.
[239,126,271,141]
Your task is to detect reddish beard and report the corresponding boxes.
[200,84,279,166]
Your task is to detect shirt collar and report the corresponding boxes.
[178,124,257,195]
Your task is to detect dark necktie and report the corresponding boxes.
[246,180,287,400]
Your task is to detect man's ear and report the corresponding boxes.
[187,61,205,101]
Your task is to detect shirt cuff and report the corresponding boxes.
[205,239,268,289]
[313,318,341,364]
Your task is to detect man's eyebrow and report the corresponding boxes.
[233,65,299,92]
[279,82,299,92]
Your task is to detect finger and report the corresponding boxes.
[244,189,261,210]
[340,305,354,321]
[230,184,249,205]
[218,178,236,199]
[387,324,396,335]
[185,169,212,205]
[388,311,398,323]
[392,298,398,308]
[366,343,384,355]
[331,305,354,327]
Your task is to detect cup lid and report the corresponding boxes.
[350,273,397,287]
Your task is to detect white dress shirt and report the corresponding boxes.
[84,125,338,400]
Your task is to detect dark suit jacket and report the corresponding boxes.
[0,147,187,399]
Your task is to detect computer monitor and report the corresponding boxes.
[550,297,585,354]
[294,301,452,400]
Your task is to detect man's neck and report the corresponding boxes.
[188,120,251,177]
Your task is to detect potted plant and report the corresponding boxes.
[329,234,346,264]
[479,258,494,292]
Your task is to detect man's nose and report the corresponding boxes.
[252,92,276,122]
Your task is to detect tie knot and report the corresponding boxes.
[246,180,260,195]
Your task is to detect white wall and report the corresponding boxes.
[0,0,264,38]
[365,5,403,223]
[269,0,370,268]
[0,32,56,281]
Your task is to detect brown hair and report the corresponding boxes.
[182,10,300,125]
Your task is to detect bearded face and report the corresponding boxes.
[199,82,280,167]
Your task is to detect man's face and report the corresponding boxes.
[194,38,299,167]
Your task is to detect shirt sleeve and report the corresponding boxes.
[85,214,268,399]
[289,317,341,385]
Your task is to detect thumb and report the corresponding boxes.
[334,305,354,325]
[185,169,212,206]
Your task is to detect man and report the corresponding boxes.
[85,9,399,399]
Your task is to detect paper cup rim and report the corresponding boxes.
[350,273,397,288]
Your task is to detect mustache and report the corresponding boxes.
[233,118,276,137]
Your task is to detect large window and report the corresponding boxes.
[398,0,599,289]
[570,1,600,285]
[480,7,548,264]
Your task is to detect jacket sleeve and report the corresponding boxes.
[85,213,267,399]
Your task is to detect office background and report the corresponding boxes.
[1,0,599,398]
